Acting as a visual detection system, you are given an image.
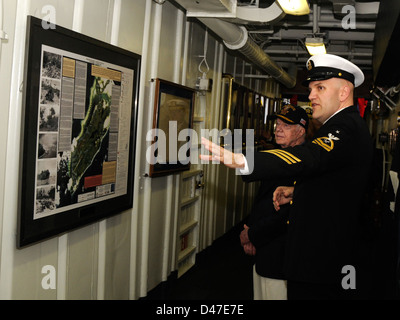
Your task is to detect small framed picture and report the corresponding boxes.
[148,79,195,177]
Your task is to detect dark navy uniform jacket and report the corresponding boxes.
[243,176,292,280]
[245,106,373,285]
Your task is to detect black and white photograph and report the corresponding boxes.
[38,133,58,159]
[40,78,61,106]
[42,51,61,79]
[36,159,57,187]
[35,185,56,214]
[39,105,59,132]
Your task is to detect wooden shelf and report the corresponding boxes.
[179,220,198,236]
[178,245,196,263]
[182,169,203,179]
[181,195,199,208]
[177,170,202,278]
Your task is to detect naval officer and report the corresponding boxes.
[200,54,374,299]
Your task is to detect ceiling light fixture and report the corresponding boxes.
[305,37,326,55]
[276,0,310,15]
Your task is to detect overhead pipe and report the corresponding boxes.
[271,29,375,42]
[264,49,372,57]
[313,3,320,34]
[267,56,371,67]
[282,14,376,30]
[198,17,296,88]
[279,20,375,30]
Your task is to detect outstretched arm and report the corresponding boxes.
[199,137,246,169]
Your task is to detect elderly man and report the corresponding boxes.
[240,105,309,300]
[201,54,373,299]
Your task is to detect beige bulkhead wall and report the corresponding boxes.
[0,0,279,300]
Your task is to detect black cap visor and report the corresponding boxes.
[273,114,308,130]
[302,67,355,87]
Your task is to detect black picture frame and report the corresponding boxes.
[18,16,141,248]
[148,79,195,177]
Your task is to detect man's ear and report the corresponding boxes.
[297,126,306,138]
[339,83,352,102]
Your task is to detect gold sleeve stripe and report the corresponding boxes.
[262,150,301,165]
[275,150,302,162]
[312,139,331,152]
[265,150,294,164]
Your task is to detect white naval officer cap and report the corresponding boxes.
[303,54,365,87]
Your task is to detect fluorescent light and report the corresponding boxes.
[305,37,326,55]
[277,0,310,15]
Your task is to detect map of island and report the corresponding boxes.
[34,46,133,220]
[70,77,111,195]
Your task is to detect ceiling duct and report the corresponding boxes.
[198,17,297,88]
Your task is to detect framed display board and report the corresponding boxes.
[18,16,140,247]
[149,78,195,177]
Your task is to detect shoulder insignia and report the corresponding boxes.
[312,133,339,152]
[262,149,302,165]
